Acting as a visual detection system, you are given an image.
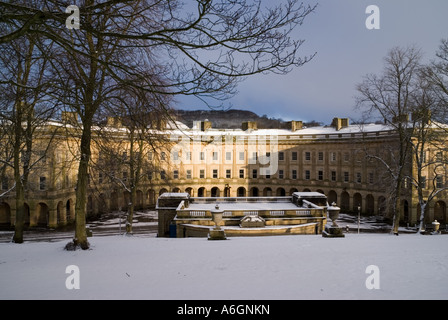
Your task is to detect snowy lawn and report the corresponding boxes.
[0,233,447,300]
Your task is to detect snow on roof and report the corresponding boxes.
[186,201,300,211]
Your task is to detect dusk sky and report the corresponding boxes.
[177,0,448,124]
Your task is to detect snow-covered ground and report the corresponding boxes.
[1,233,447,300]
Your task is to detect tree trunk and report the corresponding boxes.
[12,183,25,243]
[126,187,135,234]
[73,122,92,250]
[417,203,427,233]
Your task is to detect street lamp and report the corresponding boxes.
[357,204,361,234]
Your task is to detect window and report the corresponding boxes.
[148,151,153,161]
[331,152,337,162]
[239,152,244,161]
[122,151,127,161]
[421,176,427,189]
[318,152,324,161]
[147,171,152,180]
[239,169,244,178]
[173,170,179,179]
[226,169,231,179]
[186,170,192,179]
[369,172,374,184]
[213,169,218,179]
[422,150,427,163]
[331,171,336,181]
[436,151,444,162]
[356,172,362,183]
[305,152,311,161]
[226,152,231,161]
[213,152,218,161]
[344,152,350,162]
[344,171,349,182]
[160,152,166,161]
[436,175,444,188]
[172,151,179,161]
[160,170,166,180]
[122,171,128,181]
[1,177,8,190]
[292,169,297,179]
[279,152,284,161]
[200,152,205,161]
[252,152,258,161]
[98,173,103,184]
[304,170,309,180]
[292,151,298,161]
[200,169,205,179]
[39,176,46,190]
[252,169,258,178]
[279,169,284,179]
[186,151,191,161]
[318,170,323,180]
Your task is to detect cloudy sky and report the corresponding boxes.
[177,0,448,124]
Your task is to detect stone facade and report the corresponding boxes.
[1,114,447,229]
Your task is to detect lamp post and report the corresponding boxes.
[357,204,361,234]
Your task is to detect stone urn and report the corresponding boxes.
[432,220,440,233]
[209,204,226,240]
[211,204,223,230]
[327,202,341,227]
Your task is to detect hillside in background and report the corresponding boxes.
[174,109,322,129]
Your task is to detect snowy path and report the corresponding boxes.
[0,233,447,300]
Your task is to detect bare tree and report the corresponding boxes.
[356,45,423,234]
[408,62,448,233]
[6,0,317,249]
[0,31,56,242]
[92,85,174,234]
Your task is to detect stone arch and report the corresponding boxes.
[172,187,181,193]
[97,194,107,214]
[110,191,119,211]
[36,202,49,227]
[185,187,193,197]
[328,190,337,206]
[0,202,11,226]
[147,189,156,206]
[353,193,362,213]
[303,188,311,192]
[250,187,259,197]
[434,200,446,223]
[402,199,409,223]
[66,199,74,222]
[289,188,298,195]
[340,191,350,212]
[136,190,144,210]
[276,187,286,196]
[366,194,375,215]
[378,196,387,216]
[57,201,64,224]
[237,187,246,197]
[123,191,131,210]
[87,195,93,215]
[316,189,325,195]
[263,187,272,196]
[197,187,206,197]
[211,187,220,197]
[159,188,168,196]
